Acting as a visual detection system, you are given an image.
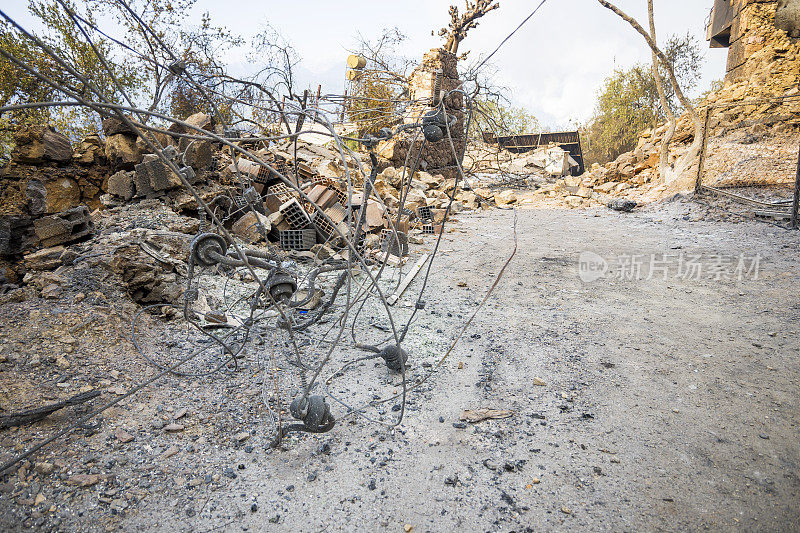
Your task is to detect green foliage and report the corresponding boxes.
[473,98,539,141]
[582,65,659,165]
[658,32,705,115]
[583,32,704,166]
[0,0,141,157]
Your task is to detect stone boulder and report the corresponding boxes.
[11,126,72,164]
[41,177,81,214]
[495,190,517,206]
[102,116,136,136]
[72,135,105,165]
[105,133,142,169]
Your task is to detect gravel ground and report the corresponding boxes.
[1,199,799,532]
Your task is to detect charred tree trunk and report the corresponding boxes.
[439,0,500,56]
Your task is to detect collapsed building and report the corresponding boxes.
[499,0,800,212]
[0,103,484,293]
[0,11,509,475]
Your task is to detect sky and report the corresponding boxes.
[5,0,728,130]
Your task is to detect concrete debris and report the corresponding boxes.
[33,206,95,248]
[134,154,183,194]
[107,170,136,201]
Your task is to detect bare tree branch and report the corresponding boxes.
[439,0,500,56]
[648,0,676,181]
[597,0,703,181]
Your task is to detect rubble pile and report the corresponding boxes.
[217,151,484,258]
[0,107,489,296]
[462,141,576,179]
[531,7,800,209]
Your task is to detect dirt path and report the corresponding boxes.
[2,202,799,532]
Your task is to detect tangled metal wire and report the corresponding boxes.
[0,0,522,472]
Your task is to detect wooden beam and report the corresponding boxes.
[387,253,430,306]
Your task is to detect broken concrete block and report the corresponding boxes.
[33,206,95,247]
[11,126,73,164]
[231,211,271,243]
[107,170,136,200]
[312,212,341,247]
[279,229,316,251]
[324,203,348,224]
[105,133,141,169]
[135,154,182,193]
[132,169,155,198]
[380,230,408,257]
[23,246,65,271]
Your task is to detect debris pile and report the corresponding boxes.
[530,12,800,209]
[0,104,495,293]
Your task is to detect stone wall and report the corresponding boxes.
[377,48,465,178]
[715,0,798,83]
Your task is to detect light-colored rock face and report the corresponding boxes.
[722,1,800,83]
[775,0,800,37]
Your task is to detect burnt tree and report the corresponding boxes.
[438,0,500,57]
